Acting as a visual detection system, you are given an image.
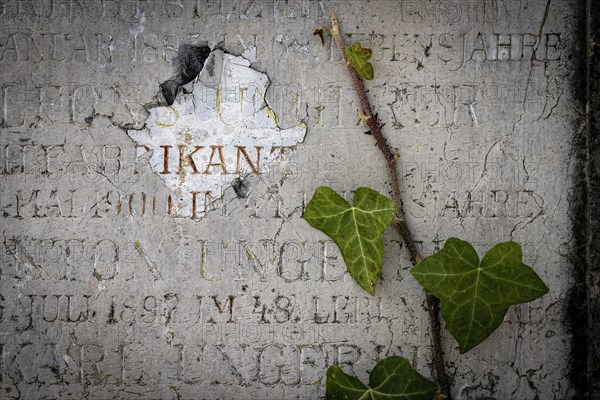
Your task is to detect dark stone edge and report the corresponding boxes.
[571,1,600,398]
[585,0,600,397]
[567,1,595,398]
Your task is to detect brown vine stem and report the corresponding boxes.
[329,15,452,399]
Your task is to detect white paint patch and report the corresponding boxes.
[128,50,306,217]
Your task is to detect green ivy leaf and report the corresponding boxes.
[345,42,374,80]
[304,186,396,295]
[411,238,549,353]
[326,356,438,400]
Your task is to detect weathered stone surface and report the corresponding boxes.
[0,1,595,399]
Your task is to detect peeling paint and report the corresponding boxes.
[128,50,306,218]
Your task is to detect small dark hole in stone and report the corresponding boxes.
[160,79,181,105]
[232,177,250,198]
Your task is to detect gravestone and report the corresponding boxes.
[0,1,596,399]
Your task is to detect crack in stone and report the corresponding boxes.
[513,0,553,134]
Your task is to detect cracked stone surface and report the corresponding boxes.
[0,1,595,399]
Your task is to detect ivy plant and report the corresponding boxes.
[304,186,397,295]
[326,357,438,400]
[306,15,550,400]
[345,42,374,80]
[412,238,549,353]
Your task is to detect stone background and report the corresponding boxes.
[0,0,596,399]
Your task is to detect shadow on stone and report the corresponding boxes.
[161,44,211,105]
[232,177,251,198]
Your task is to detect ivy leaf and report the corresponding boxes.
[326,356,438,400]
[345,42,374,80]
[411,238,549,353]
[304,186,396,295]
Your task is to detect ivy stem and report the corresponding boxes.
[330,15,452,399]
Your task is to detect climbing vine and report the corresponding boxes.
[306,16,549,399]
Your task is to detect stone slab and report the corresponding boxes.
[0,1,594,399]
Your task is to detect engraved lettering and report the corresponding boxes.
[178,145,203,174]
[160,145,172,174]
[235,145,262,174]
[204,145,227,174]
